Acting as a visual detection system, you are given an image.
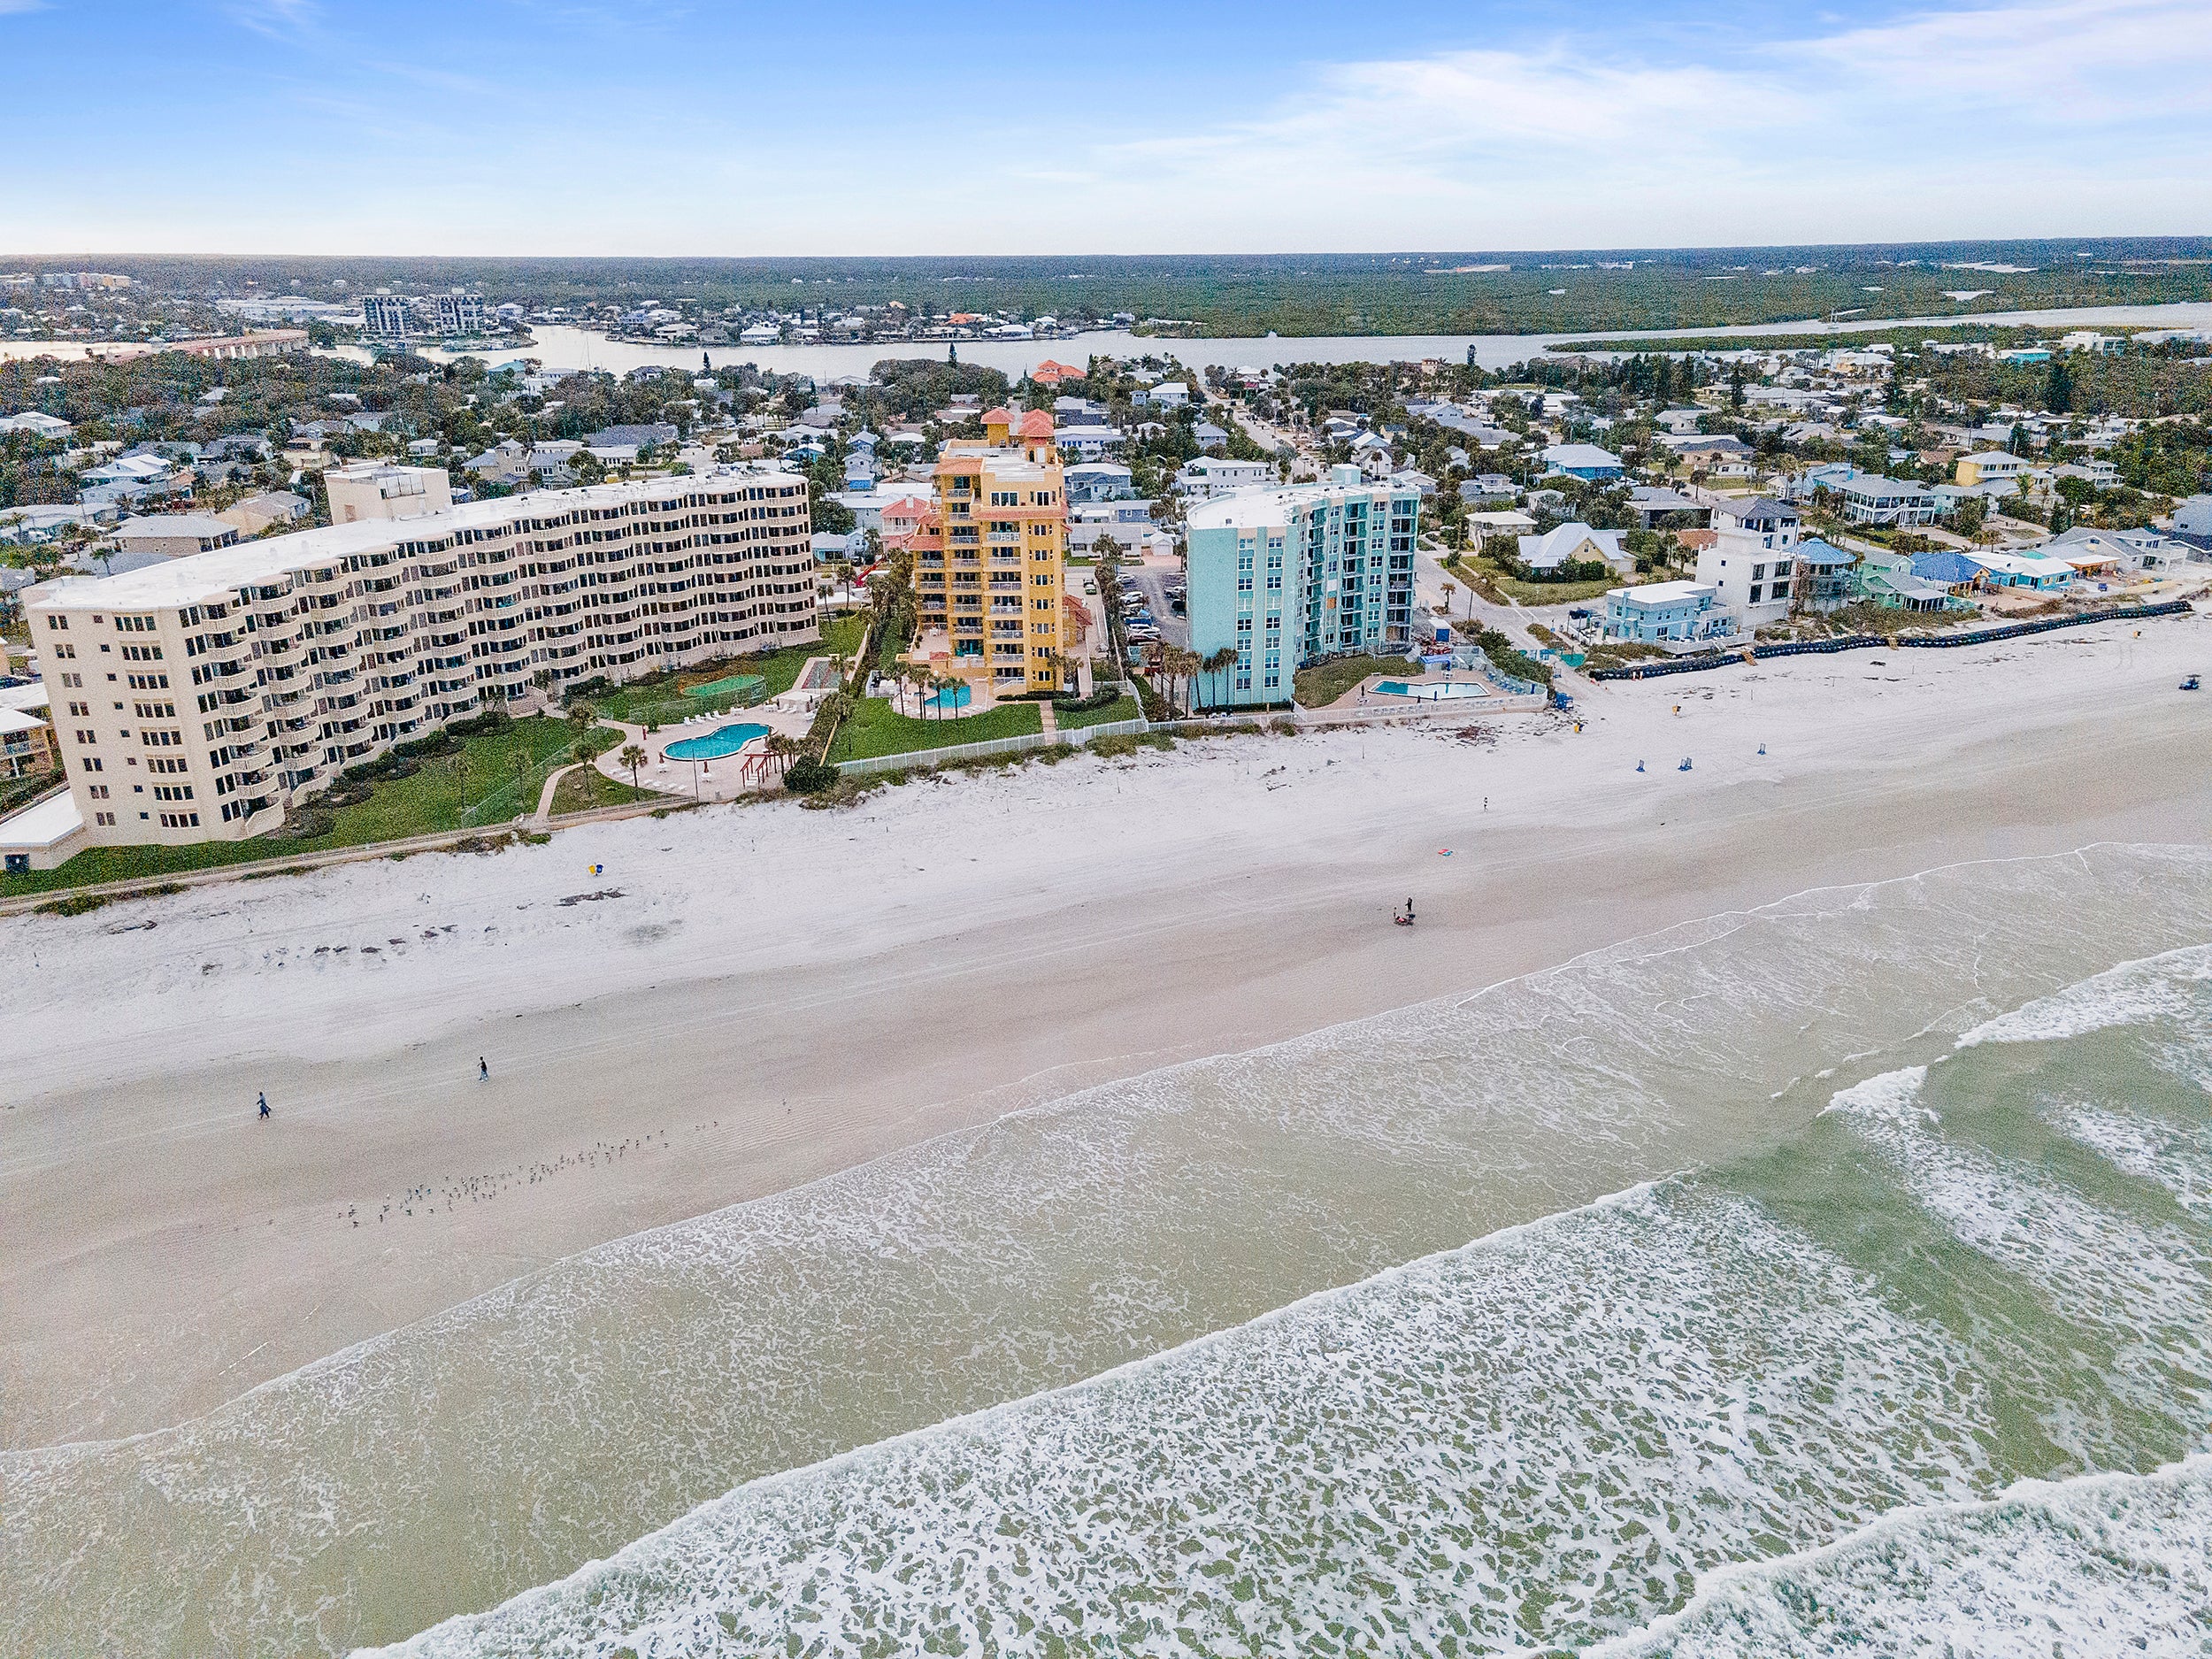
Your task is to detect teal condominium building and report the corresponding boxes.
[1186,466,1419,706]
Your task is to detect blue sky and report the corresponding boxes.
[3,0,2208,254]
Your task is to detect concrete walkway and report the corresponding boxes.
[534,763,583,826]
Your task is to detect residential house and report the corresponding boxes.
[1518,522,1632,575]
[1601,580,1735,647]
[108,512,242,557]
[1662,434,1758,476]
[1192,420,1230,453]
[2170,495,2212,537]
[1176,457,1277,499]
[1854,549,1956,611]
[2039,525,2186,575]
[1968,550,2075,591]
[1624,485,1708,528]
[0,411,73,439]
[1391,468,1439,497]
[1134,381,1190,409]
[1053,424,1126,462]
[1064,461,1135,502]
[0,697,57,781]
[1955,451,2030,488]
[1909,550,1990,595]
[1694,498,1801,628]
[217,491,311,536]
[1457,474,1517,507]
[1540,442,1624,480]
[1836,474,1939,527]
[1793,538,1856,611]
[585,422,679,450]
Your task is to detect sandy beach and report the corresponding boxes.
[4,608,2210,1450]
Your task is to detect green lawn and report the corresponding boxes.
[1454,556,1628,606]
[829,696,1042,761]
[549,764,663,816]
[585,613,864,726]
[0,715,588,898]
[1055,693,1140,730]
[1293,654,1417,709]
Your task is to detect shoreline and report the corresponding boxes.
[4,611,2212,1448]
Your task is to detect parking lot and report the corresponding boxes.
[1114,562,1190,655]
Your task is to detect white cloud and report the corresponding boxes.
[1041,0,2212,250]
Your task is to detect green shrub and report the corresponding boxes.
[783,756,840,794]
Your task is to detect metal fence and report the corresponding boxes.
[835,719,1150,777]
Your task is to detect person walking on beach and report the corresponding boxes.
[257,1092,270,1120]
[479,1057,489,1081]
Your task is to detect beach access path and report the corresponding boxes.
[2,606,2208,1446]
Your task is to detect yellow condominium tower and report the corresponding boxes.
[910,406,1071,694]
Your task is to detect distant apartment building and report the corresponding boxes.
[326,462,454,524]
[430,293,486,335]
[907,407,1072,694]
[27,470,817,849]
[1186,466,1419,706]
[362,296,413,340]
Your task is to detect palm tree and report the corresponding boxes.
[762,733,802,778]
[619,743,646,790]
[1204,645,1239,709]
[565,703,598,805]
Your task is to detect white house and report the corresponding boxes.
[1175,457,1276,499]
[1054,424,1126,462]
[1136,382,1191,409]
[1694,497,1801,629]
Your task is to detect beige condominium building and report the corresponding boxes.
[27,469,816,851]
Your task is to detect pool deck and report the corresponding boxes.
[592,702,818,802]
[1325,666,1514,714]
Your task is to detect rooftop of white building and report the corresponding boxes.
[30,468,803,613]
[1187,477,1415,533]
[1609,580,1716,608]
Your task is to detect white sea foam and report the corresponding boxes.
[2063,1106,2212,1216]
[1592,1455,2212,1659]
[373,1184,1995,1659]
[1956,941,2212,1048]
[1828,1065,2212,1439]
[14,846,2212,1658]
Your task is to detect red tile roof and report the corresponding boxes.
[1018,409,1055,439]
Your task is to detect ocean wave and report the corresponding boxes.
[12,845,2212,1657]
[1956,941,2212,1048]
[1590,1455,2212,1659]
[373,1182,1995,1659]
